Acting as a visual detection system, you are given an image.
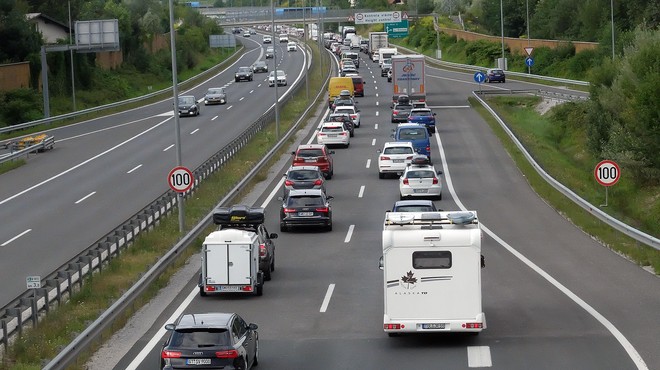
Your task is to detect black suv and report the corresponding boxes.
[161,312,259,370]
[213,205,278,281]
[235,66,254,82]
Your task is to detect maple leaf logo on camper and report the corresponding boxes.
[400,271,417,289]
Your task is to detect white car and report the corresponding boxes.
[316,122,350,148]
[372,51,380,63]
[287,41,297,52]
[279,33,289,43]
[243,30,250,37]
[399,156,443,200]
[263,35,272,44]
[268,70,287,86]
[378,142,415,179]
[333,106,360,127]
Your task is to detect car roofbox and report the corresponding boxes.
[213,204,265,226]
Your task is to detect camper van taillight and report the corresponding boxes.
[242,285,253,292]
[462,323,483,329]
[384,323,403,330]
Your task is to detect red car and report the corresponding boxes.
[291,144,335,179]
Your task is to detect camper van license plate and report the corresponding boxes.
[220,286,243,292]
[421,323,445,329]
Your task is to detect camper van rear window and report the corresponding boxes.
[413,251,452,269]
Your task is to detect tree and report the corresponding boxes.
[0,0,42,63]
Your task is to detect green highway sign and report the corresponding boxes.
[385,20,409,38]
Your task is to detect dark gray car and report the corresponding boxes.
[204,87,227,105]
[282,165,327,196]
[235,66,254,82]
[391,102,413,123]
[177,95,199,117]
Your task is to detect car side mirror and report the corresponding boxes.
[249,323,259,330]
[437,170,443,175]
[330,151,335,154]
[165,323,175,331]
[327,196,334,200]
[378,256,384,270]
[356,109,360,112]
[377,149,382,153]
[270,233,278,239]
[277,196,284,201]
[433,113,437,116]
[291,151,295,155]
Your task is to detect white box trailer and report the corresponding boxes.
[199,228,263,296]
[391,54,426,103]
[381,211,485,336]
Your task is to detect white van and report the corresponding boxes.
[381,211,485,335]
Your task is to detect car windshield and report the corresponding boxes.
[178,96,195,105]
[384,147,414,155]
[270,71,285,77]
[411,110,432,116]
[238,67,250,72]
[254,62,266,67]
[394,205,435,212]
[297,149,324,158]
[406,170,435,179]
[395,104,413,110]
[170,329,230,348]
[321,126,343,133]
[335,108,354,114]
[288,170,320,180]
[287,196,324,207]
[207,88,224,95]
[398,128,427,140]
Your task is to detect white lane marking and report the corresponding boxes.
[366,159,371,168]
[371,138,376,146]
[227,105,233,110]
[467,346,492,367]
[434,131,650,370]
[376,93,379,97]
[376,111,379,117]
[260,176,286,208]
[249,89,254,93]
[126,287,198,370]
[319,284,336,312]
[374,86,378,90]
[358,185,365,198]
[75,191,96,204]
[163,144,174,152]
[344,225,355,243]
[257,83,262,88]
[212,115,219,121]
[428,105,471,109]
[190,128,199,135]
[127,164,142,174]
[375,123,379,130]
[240,97,245,101]
[376,101,379,106]
[0,116,172,207]
[1,229,32,247]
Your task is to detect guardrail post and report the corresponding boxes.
[58,271,72,298]
[69,263,84,289]
[1,318,8,351]
[46,278,61,306]
[38,288,49,313]
[7,308,21,336]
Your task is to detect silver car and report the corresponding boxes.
[203,87,227,105]
[282,165,327,197]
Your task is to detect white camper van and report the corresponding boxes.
[381,211,485,336]
[198,206,267,297]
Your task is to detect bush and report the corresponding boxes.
[0,89,43,126]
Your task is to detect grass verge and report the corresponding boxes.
[0,42,330,369]
[0,159,25,176]
[470,96,659,273]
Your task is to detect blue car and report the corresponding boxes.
[486,68,506,83]
[407,108,437,133]
[392,123,431,161]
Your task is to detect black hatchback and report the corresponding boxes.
[279,189,333,232]
[161,312,259,370]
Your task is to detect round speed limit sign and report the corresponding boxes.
[168,166,194,193]
[594,160,620,187]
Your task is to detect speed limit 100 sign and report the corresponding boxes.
[594,160,620,186]
[168,166,194,193]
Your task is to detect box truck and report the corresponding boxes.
[380,211,486,336]
[198,206,267,296]
[391,54,426,103]
[369,32,388,59]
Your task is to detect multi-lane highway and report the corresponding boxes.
[0,35,308,305]
[85,47,658,369]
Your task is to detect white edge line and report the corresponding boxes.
[319,283,336,312]
[434,131,649,370]
[1,229,32,247]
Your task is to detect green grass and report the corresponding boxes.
[0,42,330,369]
[470,96,659,273]
[0,159,25,175]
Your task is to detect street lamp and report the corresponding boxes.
[500,0,505,69]
[610,0,615,59]
[271,0,280,139]
[168,0,185,232]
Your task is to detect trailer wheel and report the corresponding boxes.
[199,286,207,297]
[256,284,263,296]
[387,333,400,337]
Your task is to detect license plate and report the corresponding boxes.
[219,286,243,292]
[393,159,404,163]
[187,358,212,365]
[413,189,428,193]
[328,134,337,137]
[422,323,446,329]
[298,212,313,216]
[304,158,316,162]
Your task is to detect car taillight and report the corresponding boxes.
[350,114,357,119]
[318,132,326,136]
[316,207,329,213]
[433,177,438,184]
[162,350,182,359]
[283,208,297,213]
[380,156,390,161]
[392,110,399,115]
[426,145,431,152]
[403,178,409,185]
[216,349,240,359]
[285,180,294,186]
[340,132,346,136]
[314,179,323,185]
[259,244,266,257]
[317,157,327,163]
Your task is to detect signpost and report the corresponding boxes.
[385,20,409,38]
[26,276,41,327]
[594,160,621,206]
[354,11,401,24]
[473,71,486,93]
[524,47,534,74]
[168,166,194,193]
[525,57,534,67]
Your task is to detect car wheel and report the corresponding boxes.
[271,255,275,272]
[326,222,333,232]
[280,223,288,232]
[235,78,239,82]
[379,172,385,179]
[256,283,263,296]
[253,339,259,366]
[236,357,249,370]
[263,264,272,281]
[387,333,400,337]
[250,76,253,81]
[502,79,506,83]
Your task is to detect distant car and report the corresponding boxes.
[251,60,268,73]
[243,30,250,37]
[393,123,432,159]
[486,68,506,83]
[330,96,356,111]
[249,28,256,35]
[340,66,359,77]
[391,102,413,123]
[407,108,437,133]
[204,87,227,105]
[351,76,365,97]
[279,33,289,43]
[326,112,354,137]
[343,51,360,68]
[282,165,326,197]
[265,46,274,58]
[232,27,242,34]
[317,122,350,148]
[161,312,259,370]
[390,199,438,212]
[399,155,443,200]
[381,58,392,77]
[263,35,272,44]
[235,66,253,82]
[268,70,287,86]
[279,189,333,232]
[177,95,199,117]
[291,144,334,179]
[287,41,297,52]
[378,141,415,179]
[333,105,360,128]
[387,69,392,82]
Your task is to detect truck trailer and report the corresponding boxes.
[381,211,485,336]
[391,54,426,103]
[369,32,388,59]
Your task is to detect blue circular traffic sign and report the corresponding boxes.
[525,57,534,67]
[473,71,486,84]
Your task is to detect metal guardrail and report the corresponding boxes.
[0,41,331,369]
[472,91,659,250]
[0,45,245,136]
[0,136,54,163]
[394,44,590,87]
[474,88,588,103]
